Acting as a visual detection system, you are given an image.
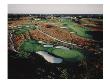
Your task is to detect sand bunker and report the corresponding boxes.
[36,51,63,63]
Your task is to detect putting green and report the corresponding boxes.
[52,48,84,61]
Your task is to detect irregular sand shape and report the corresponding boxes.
[60,27,68,28]
[43,45,53,47]
[55,46,70,50]
[36,51,63,63]
[38,41,46,44]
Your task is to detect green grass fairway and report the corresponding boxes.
[36,18,93,39]
[20,40,44,52]
[52,48,84,61]
[19,39,84,61]
[60,19,92,39]
[14,24,38,35]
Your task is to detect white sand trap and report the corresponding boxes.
[70,32,75,33]
[55,46,70,50]
[26,25,30,27]
[43,45,53,47]
[38,41,46,44]
[35,18,40,21]
[14,26,16,28]
[36,51,63,63]
[18,27,22,28]
[60,27,68,28]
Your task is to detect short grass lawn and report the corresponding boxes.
[52,48,84,61]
